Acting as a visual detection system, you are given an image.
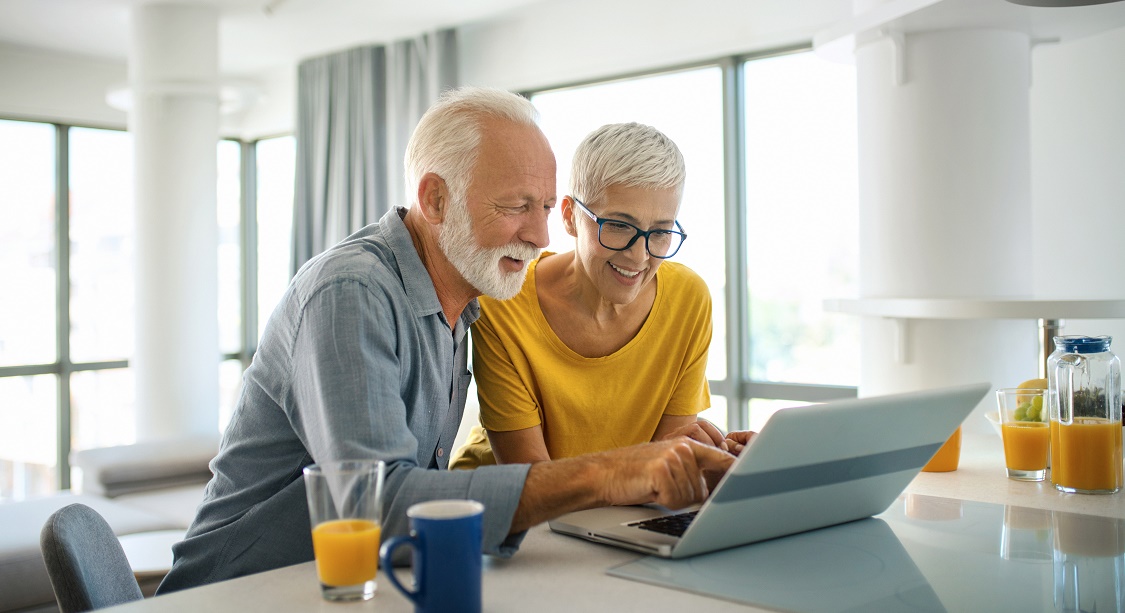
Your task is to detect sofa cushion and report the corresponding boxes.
[71,434,217,498]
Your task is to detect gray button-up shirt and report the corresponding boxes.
[159,207,530,593]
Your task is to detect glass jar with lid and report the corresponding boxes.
[1047,335,1123,494]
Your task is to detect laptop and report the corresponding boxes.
[548,382,990,559]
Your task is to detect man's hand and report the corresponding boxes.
[510,437,736,533]
[595,437,735,510]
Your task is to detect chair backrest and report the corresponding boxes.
[40,503,144,613]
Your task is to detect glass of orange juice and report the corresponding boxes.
[303,460,385,601]
[996,388,1050,481]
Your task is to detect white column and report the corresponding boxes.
[130,3,220,440]
[855,28,1040,429]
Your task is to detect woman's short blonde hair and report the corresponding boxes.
[570,122,686,207]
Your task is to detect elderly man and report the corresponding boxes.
[157,87,734,593]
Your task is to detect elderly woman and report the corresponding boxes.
[451,122,742,469]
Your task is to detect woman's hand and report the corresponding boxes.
[721,430,756,456]
[657,418,726,448]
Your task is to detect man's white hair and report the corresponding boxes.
[405,86,540,204]
[569,122,686,207]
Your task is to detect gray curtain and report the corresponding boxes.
[292,29,458,274]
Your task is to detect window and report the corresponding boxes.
[0,375,57,498]
[0,119,59,499]
[529,49,858,431]
[69,128,135,363]
[743,52,859,389]
[0,120,55,368]
[218,139,243,357]
[255,136,296,338]
[67,128,137,455]
[0,122,260,499]
[217,140,245,432]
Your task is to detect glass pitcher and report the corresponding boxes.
[1047,336,1123,494]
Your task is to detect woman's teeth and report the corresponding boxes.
[610,262,640,278]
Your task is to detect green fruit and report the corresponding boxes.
[1028,396,1044,422]
[1014,402,1029,421]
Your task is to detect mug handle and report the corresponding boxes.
[380,535,421,604]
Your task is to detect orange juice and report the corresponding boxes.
[311,519,380,586]
[1050,419,1062,483]
[1001,421,1049,471]
[1052,418,1123,493]
[922,426,961,472]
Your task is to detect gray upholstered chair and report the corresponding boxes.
[40,503,144,613]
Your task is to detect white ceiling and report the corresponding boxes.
[0,0,550,76]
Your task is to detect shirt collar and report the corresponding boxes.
[380,207,481,330]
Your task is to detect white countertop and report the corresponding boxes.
[103,433,1123,613]
[910,430,1124,519]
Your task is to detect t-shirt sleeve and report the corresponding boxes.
[471,303,544,433]
[662,269,713,417]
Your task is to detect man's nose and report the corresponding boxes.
[522,209,550,249]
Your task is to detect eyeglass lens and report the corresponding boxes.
[598,221,683,258]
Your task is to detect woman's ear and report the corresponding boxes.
[416,172,448,225]
[561,196,578,238]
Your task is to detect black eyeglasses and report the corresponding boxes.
[571,197,687,259]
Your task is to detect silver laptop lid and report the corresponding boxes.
[670,382,989,557]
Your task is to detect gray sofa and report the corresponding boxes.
[0,435,215,613]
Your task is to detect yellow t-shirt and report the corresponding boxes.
[450,253,712,468]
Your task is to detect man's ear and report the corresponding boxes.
[416,172,448,225]
[561,196,578,237]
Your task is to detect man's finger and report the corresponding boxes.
[658,440,703,508]
[689,439,736,474]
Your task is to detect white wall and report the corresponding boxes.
[1031,26,1125,348]
[459,0,850,91]
[226,64,296,141]
[0,43,126,128]
[0,42,290,141]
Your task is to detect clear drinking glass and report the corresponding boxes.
[303,460,385,601]
[996,388,1051,481]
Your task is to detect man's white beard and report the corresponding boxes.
[438,196,539,300]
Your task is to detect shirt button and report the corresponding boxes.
[437,448,444,457]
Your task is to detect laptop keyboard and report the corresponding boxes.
[628,510,698,537]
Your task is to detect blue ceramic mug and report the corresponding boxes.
[380,499,484,613]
